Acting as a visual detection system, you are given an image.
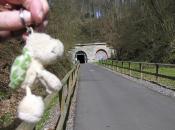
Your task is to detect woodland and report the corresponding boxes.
[1,0,175,128]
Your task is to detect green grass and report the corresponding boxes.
[35,94,59,130]
[0,91,7,101]
[159,67,175,77]
[0,91,11,101]
[100,60,175,89]
[0,113,13,127]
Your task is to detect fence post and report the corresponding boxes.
[117,61,119,71]
[156,64,159,82]
[139,63,143,79]
[129,62,131,76]
[108,60,111,69]
[108,60,110,68]
[122,61,124,73]
[112,61,114,70]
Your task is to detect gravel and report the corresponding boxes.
[43,101,60,130]
[66,83,78,130]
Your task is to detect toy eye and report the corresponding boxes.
[51,48,57,54]
[51,50,56,54]
[51,47,59,54]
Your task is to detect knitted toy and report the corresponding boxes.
[17,86,45,123]
[9,29,64,123]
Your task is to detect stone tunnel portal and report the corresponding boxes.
[75,51,87,64]
[95,49,108,60]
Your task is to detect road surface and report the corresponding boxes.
[74,64,175,130]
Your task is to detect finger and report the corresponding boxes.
[5,0,44,24]
[0,3,13,11]
[5,0,49,24]
[0,31,11,37]
[0,10,32,31]
[22,33,28,41]
[3,0,24,5]
[0,1,6,5]
[41,0,49,16]
[23,0,45,24]
[35,20,48,32]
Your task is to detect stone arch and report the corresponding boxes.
[95,49,108,60]
[75,51,88,63]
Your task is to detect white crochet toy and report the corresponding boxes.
[18,86,45,123]
[9,29,64,123]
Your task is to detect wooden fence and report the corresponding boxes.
[99,60,175,88]
[16,63,80,130]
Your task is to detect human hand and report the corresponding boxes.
[0,0,49,38]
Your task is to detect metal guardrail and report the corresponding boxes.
[16,63,80,130]
[99,60,175,88]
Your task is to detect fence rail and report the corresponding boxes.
[16,63,80,130]
[99,60,175,89]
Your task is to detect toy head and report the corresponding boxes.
[24,32,64,65]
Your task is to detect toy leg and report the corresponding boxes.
[38,69,62,94]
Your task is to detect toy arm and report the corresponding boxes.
[37,69,62,94]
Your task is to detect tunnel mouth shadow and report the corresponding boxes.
[75,51,87,64]
[77,54,85,63]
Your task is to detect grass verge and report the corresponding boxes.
[100,61,175,89]
[35,94,59,130]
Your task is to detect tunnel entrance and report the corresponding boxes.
[95,49,108,61]
[75,51,87,64]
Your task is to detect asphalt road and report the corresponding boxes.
[74,64,175,130]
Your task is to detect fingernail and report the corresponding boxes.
[23,10,32,26]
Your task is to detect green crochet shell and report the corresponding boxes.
[9,48,32,89]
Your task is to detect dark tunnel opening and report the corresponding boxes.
[77,54,85,63]
[75,51,87,64]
